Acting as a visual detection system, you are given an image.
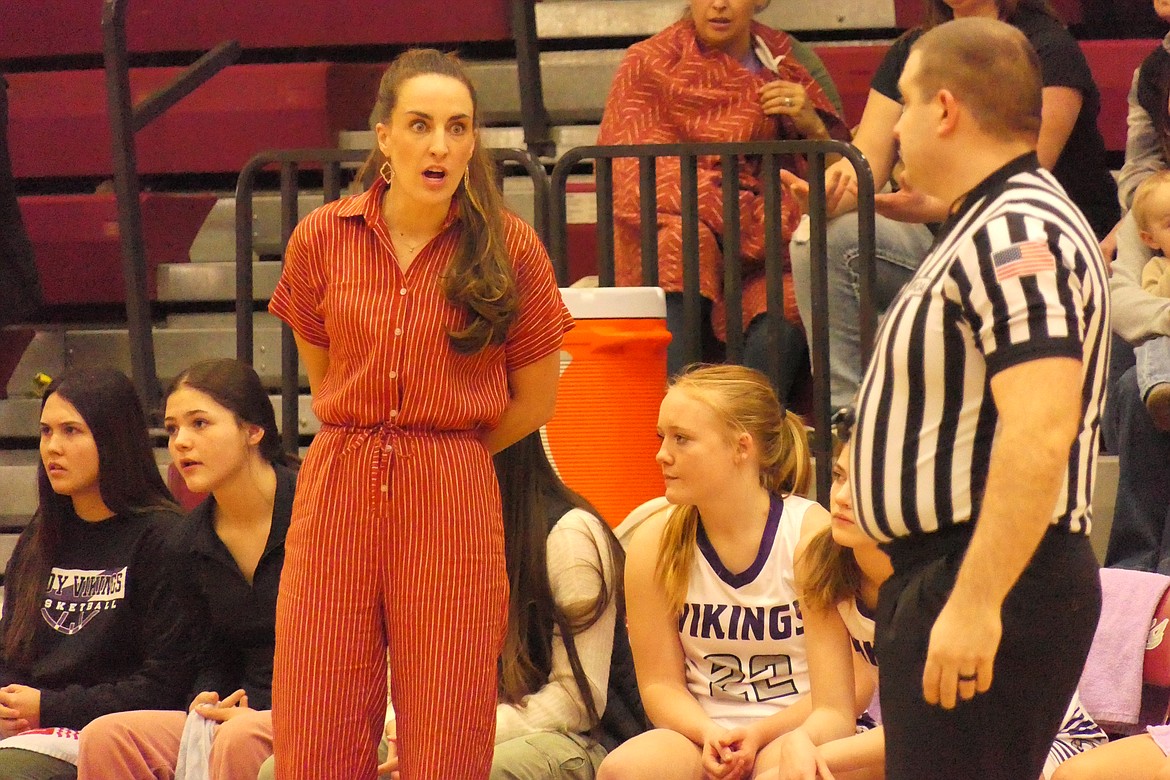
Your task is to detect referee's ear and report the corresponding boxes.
[937,90,960,137]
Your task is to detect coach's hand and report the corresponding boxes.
[922,594,999,709]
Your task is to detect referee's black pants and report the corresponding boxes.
[875,525,1100,780]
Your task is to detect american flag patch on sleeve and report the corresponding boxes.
[991,240,1055,281]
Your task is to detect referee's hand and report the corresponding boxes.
[922,595,999,709]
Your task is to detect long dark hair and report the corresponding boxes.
[494,432,625,729]
[922,0,1060,28]
[167,359,298,468]
[2,368,177,667]
[357,48,518,355]
[797,406,860,613]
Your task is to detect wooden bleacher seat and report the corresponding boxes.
[810,44,892,128]
[809,39,1151,155]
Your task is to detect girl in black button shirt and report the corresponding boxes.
[76,359,297,780]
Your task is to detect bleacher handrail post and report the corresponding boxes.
[101,0,240,414]
[510,0,555,159]
[101,0,161,412]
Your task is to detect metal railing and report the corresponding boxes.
[548,140,877,502]
[234,147,551,454]
[510,0,554,158]
[102,0,241,409]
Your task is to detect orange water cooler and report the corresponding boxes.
[544,287,671,528]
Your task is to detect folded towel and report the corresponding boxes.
[1079,568,1170,727]
[175,710,219,780]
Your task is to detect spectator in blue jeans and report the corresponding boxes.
[784,0,1117,409]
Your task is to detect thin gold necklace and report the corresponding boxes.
[394,230,429,255]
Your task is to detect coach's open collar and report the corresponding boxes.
[334,177,382,218]
[336,176,460,232]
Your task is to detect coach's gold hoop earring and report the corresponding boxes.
[379,162,394,185]
[464,167,483,213]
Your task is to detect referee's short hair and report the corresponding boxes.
[909,17,1042,143]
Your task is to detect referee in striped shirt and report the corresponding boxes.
[851,18,1109,780]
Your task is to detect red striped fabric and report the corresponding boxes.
[268,178,572,780]
[596,20,849,337]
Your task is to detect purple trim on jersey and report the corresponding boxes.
[696,495,783,588]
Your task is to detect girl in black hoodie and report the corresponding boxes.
[0,368,193,780]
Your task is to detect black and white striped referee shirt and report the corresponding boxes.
[852,153,1111,542]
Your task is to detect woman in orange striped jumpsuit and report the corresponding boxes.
[266,49,573,780]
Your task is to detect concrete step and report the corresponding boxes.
[158,260,283,303]
[174,171,601,303]
[0,449,176,525]
[189,193,329,263]
[187,173,570,269]
[0,452,39,527]
[1089,454,1119,566]
[471,51,625,125]
[3,329,66,401]
[65,313,299,387]
[338,125,600,164]
[3,313,307,403]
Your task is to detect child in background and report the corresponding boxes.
[1130,170,1170,431]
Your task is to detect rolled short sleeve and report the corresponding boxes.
[268,216,330,348]
[1027,22,1093,93]
[953,211,1086,376]
[869,32,918,103]
[503,216,574,371]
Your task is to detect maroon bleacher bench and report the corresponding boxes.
[811,38,1153,155]
[7,63,387,179]
[16,192,215,306]
[0,0,509,60]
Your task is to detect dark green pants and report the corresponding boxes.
[0,748,76,780]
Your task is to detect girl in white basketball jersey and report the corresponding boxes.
[597,365,871,780]
[777,413,1106,780]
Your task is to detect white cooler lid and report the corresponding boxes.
[558,287,666,319]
